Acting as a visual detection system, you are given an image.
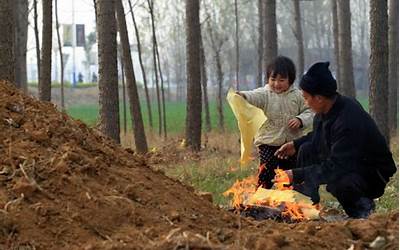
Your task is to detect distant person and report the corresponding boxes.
[78,72,83,83]
[237,56,314,189]
[92,72,98,83]
[274,62,396,218]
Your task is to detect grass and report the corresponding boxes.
[70,97,398,212]
[164,157,257,206]
[66,100,238,133]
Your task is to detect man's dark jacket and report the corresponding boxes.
[292,94,396,198]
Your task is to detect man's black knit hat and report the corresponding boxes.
[299,62,337,97]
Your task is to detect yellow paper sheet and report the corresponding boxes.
[226,89,267,167]
[248,188,320,220]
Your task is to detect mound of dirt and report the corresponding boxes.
[0,81,398,249]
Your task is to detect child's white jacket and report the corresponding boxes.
[240,84,314,146]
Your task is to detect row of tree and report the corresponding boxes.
[0,0,398,152]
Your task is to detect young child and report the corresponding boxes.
[238,56,313,189]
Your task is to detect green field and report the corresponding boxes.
[67,97,369,132]
[67,101,238,133]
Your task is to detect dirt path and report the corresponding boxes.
[0,81,398,249]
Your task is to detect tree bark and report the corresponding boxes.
[119,49,127,134]
[337,0,355,97]
[185,0,202,151]
[33,0,40,83]
[14,0,28,92]
[39,0,52,102]
[205,8,225,132]
[200,32,211,132]
[388,0,398,140]
[97,0,120,143]
[148,0,162,136]
[256,0,264,87]
[263,0,278,80]
[293,0,304,79]
[331,0,341,91]
[234,0,239,90]
[154,29,167,138]
[128,0,153,129]
[369,0,389,142]
[0,0,15,83]
[116,0,148,153]
[55,0,65,110]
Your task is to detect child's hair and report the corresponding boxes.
[266,56,296,85]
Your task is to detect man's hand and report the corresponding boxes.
[288,118,302,129]
[274,141,296,159]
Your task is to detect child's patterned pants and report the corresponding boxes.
[257,144,297,189]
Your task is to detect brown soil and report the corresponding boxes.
[0,81,398,250]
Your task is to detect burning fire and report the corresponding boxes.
[223,175,258,209]
[224,168,320,221]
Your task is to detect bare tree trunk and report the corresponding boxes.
[119,50,127,134]
[293,0,304,79]
[200,32,211,132]
[33,0,40,83]
[234,0,239,90]
[337,0,355,97]
[263,0,278,80]
[97,0,120,143]
[116,0,148,153]
[256,0,264,87]
[155,46,167,138]
[39,0,52,102]
[165,59,171,101]
[369,0,389,142]
[312,1,323,59]
[185,0,202,151]
[14,0,28,92]
[331,0,341,91]
[216,50,224,132]
[148,0,162,136]
[388,0,398,140]
[0,0,15,83]
[55,0,65,110]
[128,0,153,129]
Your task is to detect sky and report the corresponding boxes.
[27,0,97,83]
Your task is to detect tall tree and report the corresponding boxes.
[234,0,239,90]
[369,0,389,142]
[205,6,225,132]
[116,0,148,153]
[14,0,28,92]
[388,0,398,139]
[200,30,211,132]
[263,0,278,80]
[55,0,65,110]
[155,36,167,138]
[33,0,40,83]
[256,0,264,87]
[185,0,202,151]
[331,0,341,90]
[148,0,163,136]
[119,50,127,134]
[128,0,153,129]
[337,0,355,97]
[293,0,304,79]
[97,0,120,143]
[0,0,15,82]
[39,0,52,102]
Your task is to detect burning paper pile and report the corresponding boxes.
[224,169,320,222]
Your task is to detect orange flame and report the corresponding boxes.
[224,169,320,221]
[273,168,293,191]
[223,175,258,208]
